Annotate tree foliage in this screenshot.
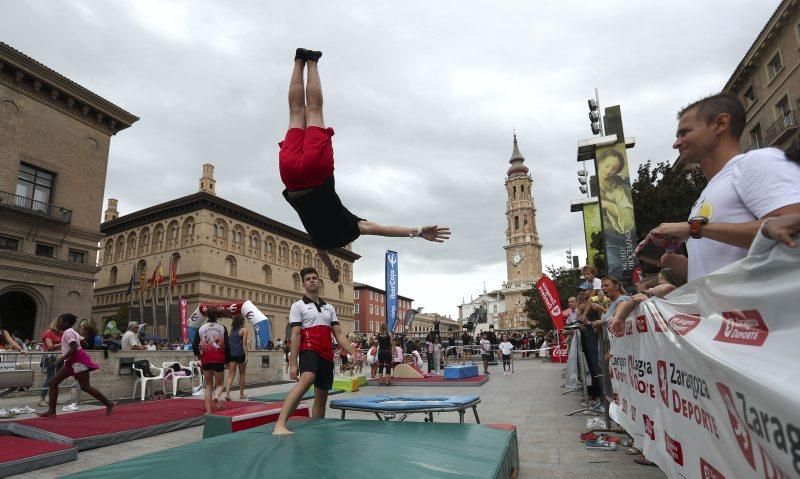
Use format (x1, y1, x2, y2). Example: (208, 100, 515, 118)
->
(631, 161, 707, 241)
(523, 265, 580, 331)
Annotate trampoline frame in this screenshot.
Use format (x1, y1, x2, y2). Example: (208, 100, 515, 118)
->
(330, 397, 481, 423)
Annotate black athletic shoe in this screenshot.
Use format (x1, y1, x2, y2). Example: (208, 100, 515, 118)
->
(295, 48, 310, 61)
(305, 50, 322, 62)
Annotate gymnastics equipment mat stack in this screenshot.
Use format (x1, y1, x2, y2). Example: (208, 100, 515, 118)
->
(203, 401, 310, 438)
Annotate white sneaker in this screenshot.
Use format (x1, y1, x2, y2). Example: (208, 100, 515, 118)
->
(61, 403, 79, 412)
(0, 409, 15, 419)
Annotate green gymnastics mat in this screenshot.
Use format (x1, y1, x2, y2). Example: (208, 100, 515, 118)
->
(62, 419, 519, 479)
(250, 387, 344, 403)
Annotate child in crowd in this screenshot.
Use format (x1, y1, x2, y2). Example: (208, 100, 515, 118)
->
(498, 335, 514, 375)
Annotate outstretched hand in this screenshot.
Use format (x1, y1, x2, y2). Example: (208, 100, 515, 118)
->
(763, 214, 800, 247)
(420, 225, 451, 243)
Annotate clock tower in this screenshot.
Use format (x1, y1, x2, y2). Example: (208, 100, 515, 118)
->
(501, 134, 543, 329)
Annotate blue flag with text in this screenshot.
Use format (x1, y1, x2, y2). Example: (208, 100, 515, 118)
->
(385, 250, 399, 332)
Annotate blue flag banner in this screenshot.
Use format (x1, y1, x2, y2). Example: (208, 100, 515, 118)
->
(385, 250, 399, 332)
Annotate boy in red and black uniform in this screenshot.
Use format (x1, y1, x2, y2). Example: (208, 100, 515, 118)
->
(273, 267, 357, 435)
(278, 48, 451, 284)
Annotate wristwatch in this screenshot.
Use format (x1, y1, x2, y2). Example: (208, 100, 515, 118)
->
(688, 216, 709, 239)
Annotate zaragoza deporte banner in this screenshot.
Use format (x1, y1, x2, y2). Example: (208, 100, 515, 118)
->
(595, 142, 637, 288)
(608, 237, 799, 478)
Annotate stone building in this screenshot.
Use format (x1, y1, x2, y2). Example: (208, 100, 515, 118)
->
(457, 289, 505, 334)
(353, 282, 413, 334)
(0, 42, 138, 340)
(409, 312, 461, 335)
(723, 0, 800, 152)
(92, 164, 360, 342)
(500, 135, 543, 329)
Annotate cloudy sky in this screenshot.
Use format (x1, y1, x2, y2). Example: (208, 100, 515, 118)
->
(5, 0, 772, 317)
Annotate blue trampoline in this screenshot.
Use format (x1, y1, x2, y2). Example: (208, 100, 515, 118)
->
(329, 395, 481, 423)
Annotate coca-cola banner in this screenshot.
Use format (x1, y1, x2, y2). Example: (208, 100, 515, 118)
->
(608, 240, 799, 479)
(535, 275, 565, 331)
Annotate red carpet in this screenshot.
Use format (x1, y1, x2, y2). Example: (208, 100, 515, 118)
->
(0, 436, 77, 476)
(9, 398, 251, 450)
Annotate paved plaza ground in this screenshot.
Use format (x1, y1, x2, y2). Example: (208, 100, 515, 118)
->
(3, 358, 665, 479)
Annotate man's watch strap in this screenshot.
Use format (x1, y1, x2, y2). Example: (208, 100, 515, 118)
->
(688, 216, 709, 239)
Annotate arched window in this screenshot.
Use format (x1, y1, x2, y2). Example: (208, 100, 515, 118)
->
(224, 256, 237, 277)
(343, 263, 351, 283)
(314, 254, 322, 270)
(114, 236, 125, 261)
(167, 220, 180, 247)
(278, 242, 288, 263)
(213, 220, 228, 248)
(292, 273, 301, 291)
(103, 240, 113, 264)
(152, 224, 164, 251)
(303, 249, 312, 267)
(291, 246, 301, 266)
(249, 231, 261, 256)
(232, 225, 245, 252)
(126, 232, 137, 259)
(338, 284, 344, 300)
(333, 260, 341, 279)
(139, 227, 150, 255)
(265, 237, 275, 261)
(182, 218, 195, 246)
(109, 266, 118, 285)
(263, 265, 272, 284)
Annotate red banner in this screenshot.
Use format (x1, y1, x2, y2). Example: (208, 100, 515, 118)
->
(179, 297, 188, 343)
(199, 302, 243, 317)
(535, 275, 565, 331)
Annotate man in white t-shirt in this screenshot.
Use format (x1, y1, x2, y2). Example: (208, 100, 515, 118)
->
(638, 93, 800, 282)
(121, 322, 145, 351)
(498, 336, 514, 375)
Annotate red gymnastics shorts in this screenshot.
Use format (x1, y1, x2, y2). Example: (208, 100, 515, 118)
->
(279, 126, 335, 191)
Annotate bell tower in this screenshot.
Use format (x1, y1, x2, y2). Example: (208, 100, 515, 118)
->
(501, 134, 543, 329)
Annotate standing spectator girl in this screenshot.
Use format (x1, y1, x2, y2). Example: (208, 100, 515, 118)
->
(37, 313, 114, 417)
(192, 308, 230, 414)
(499, 335, 514, 375)
(376, 323, 394, 386)
(432, 335, 442, 374)
(38, 319, 62, 407)
(225, 315, 250, 401)
(367, 340, 378, 379)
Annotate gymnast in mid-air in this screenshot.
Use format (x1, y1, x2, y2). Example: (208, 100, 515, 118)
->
(279, 48, 451, 282)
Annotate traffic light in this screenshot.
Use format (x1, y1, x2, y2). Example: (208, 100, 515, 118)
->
(588, 99, 601, 135)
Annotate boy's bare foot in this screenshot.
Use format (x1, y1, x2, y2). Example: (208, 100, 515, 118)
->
(213, 398, 224, 410)
(36, 411, 56, 418)
(272, 424, 294, 435)
(106, 401, 116, 415)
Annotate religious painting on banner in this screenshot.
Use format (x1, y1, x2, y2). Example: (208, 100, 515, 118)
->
(595, 141, 638, 289)
(607, 239, 799, 478)
(582, 200, 602, 269)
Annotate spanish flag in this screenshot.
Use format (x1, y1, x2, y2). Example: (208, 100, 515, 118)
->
(151, 260, 164, 289)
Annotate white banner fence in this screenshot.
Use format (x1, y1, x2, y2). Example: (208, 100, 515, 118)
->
(609, 239, 800, 478)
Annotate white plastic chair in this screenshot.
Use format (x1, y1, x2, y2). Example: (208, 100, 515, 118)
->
(131, 361, 165, 401)
(188, 360, 204, 396)
(161, 361, 194, 397)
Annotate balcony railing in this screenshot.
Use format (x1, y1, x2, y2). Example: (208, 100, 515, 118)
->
(764, 110, 798, 147)
(0, 190, 72, 223)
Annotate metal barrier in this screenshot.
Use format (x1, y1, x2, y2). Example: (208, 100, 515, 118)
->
(0, 351, 81, 402)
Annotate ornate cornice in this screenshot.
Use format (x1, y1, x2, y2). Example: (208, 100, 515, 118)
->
(101, 192, 361, 262)
(0, 42, 138, 135)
